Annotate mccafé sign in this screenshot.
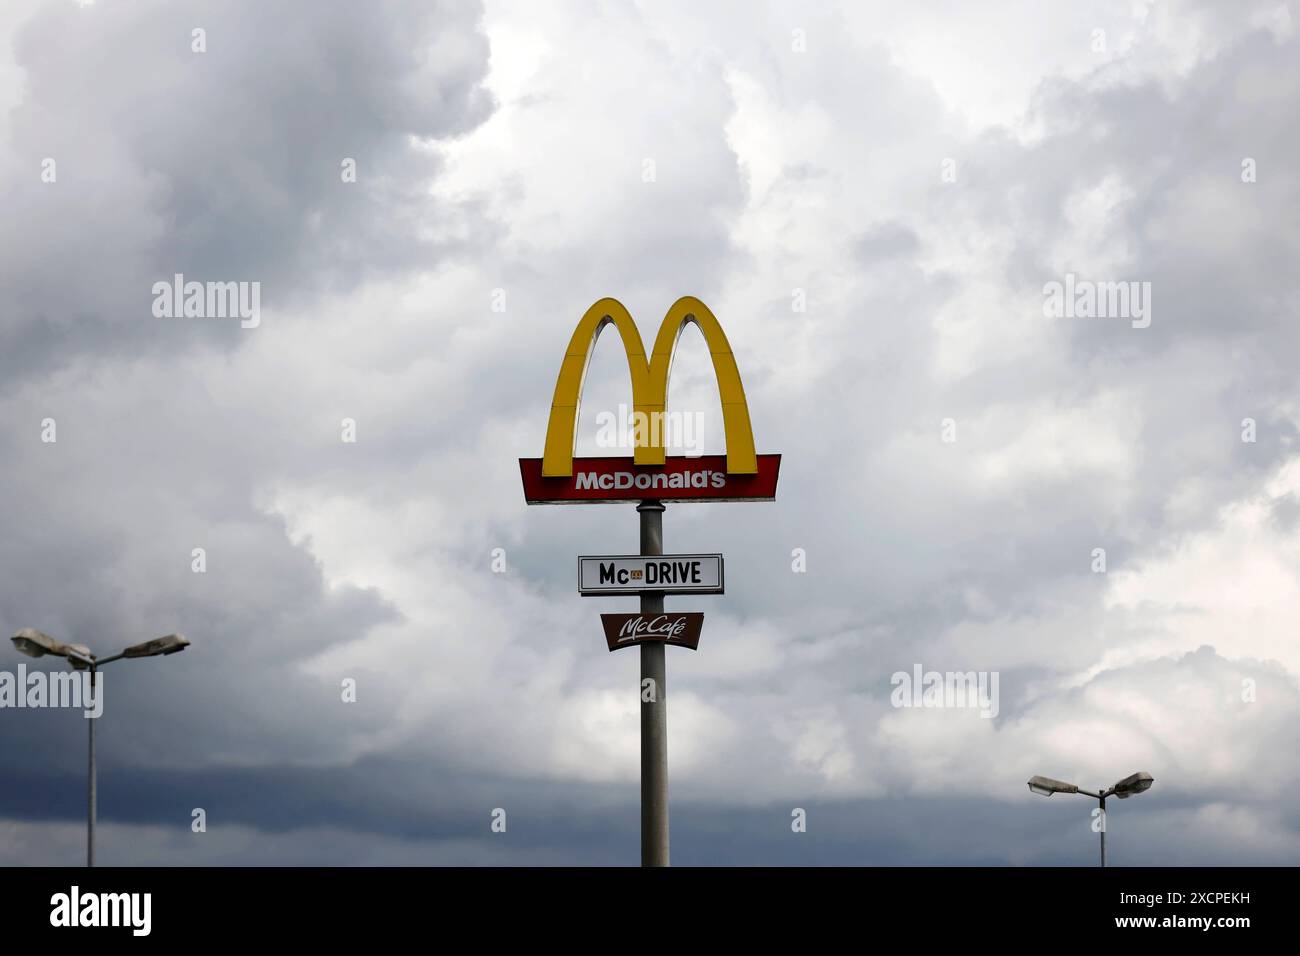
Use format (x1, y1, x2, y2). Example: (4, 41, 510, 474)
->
(600, 613, 705, 651)
(519, 296, 780, 504)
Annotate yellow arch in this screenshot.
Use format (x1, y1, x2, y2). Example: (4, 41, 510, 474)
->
(541, 296, 758, 477)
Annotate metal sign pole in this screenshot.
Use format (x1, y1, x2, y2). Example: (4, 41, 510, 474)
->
(88, 663, 96, 868)
(1099, 793, 1106, 868)
(638, 499, 669, 866)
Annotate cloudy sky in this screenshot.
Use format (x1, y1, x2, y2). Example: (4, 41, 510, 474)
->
(1, 0, 1298, 866)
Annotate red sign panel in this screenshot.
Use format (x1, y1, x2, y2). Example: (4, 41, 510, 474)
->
(600, 612, 704, 651)
(520, 454, 780, 504)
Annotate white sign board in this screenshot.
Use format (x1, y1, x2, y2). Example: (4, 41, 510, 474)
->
(578, 554, 724, 596)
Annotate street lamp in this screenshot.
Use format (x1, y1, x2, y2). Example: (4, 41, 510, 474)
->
(1027, 770, 1154, 866)
(1027, 775, 1078, 796)
(10, 627, 190, 867)
(1111, 771, 1154, 799)
(11, 628, 92, 664)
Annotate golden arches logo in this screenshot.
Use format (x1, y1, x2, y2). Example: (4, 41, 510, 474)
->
(542, 297, 758, 477)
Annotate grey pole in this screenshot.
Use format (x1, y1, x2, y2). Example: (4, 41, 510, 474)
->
(1099, 792, 1106, 868)
(88, 663, 96, 868)
(637, 499, 669, 867)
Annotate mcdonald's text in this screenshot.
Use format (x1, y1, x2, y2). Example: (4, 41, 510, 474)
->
(520, 454, 780, 504)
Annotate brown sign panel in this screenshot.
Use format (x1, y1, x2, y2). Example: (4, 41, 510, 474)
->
(600, 613, 704, 651)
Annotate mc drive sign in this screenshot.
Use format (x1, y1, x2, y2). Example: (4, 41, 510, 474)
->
(578, 554, 724, 596)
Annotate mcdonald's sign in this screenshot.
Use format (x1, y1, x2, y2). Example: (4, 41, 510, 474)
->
(519, 296, 781, 504)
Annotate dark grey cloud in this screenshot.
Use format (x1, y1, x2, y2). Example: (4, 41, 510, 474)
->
(0, 0, 493, 384)
(4, 758, 1292, 866)
(0, 0, 496, 855)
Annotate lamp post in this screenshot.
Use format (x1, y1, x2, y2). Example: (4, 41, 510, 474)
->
(11, 627, 190, 867)
(1027, 771, 1154, 866)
